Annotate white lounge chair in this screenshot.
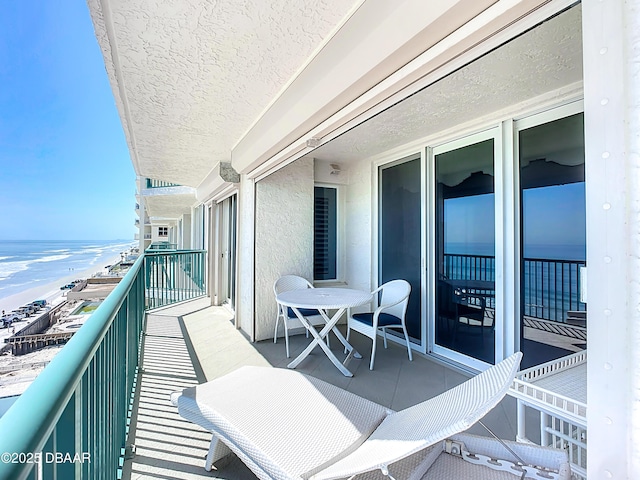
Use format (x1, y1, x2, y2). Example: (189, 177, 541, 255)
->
(170, 352, 569, 479)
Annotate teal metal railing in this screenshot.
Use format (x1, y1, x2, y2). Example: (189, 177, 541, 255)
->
(144, 178, 181, 189)
(145, 250, 206, 309)
(0, 250, 206, 480)
(146, 242, 177, 251)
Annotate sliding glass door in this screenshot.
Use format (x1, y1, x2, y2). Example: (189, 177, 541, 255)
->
(433, 132, 496, 365)
(518, 111, 586, 369)
(219, 194, 237, 308)
(379, 156, 422, 344)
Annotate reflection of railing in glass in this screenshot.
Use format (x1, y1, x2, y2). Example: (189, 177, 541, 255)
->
(522, 258, 586, 322)
(443, 253, 586, 322)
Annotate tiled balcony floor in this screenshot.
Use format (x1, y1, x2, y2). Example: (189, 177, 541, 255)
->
(123, 297, 520, 479)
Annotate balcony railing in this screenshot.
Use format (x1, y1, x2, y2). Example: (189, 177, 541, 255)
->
(146, 242, 177, 251)
(144, 178, 181, 189)
(522, 258, 586, 322)
(0, 250, 206, 480)
(443, 253, 586, 322)
(145, 250, 206, 310)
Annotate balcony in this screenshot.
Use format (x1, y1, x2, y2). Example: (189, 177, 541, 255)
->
(145, 179, 182, 189)
(442, 253, 587, 366)
(0, 251, 572, 480)
(0, 249, 207, 480)
(140, 179, 197, 222)
(119, 298, 529, 480)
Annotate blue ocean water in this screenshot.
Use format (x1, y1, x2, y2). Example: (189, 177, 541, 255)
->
(443, 242, 587, 321)
(0, 240, 136, 300)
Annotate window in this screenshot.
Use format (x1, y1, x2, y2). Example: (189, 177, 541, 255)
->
(314, 186, 338, 281)
(434, 136, 496, 365)
(158, 227, 168, 237)
(518, 112, 586, 368)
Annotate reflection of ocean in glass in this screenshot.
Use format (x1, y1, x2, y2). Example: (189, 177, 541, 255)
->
(444, 242, 586, 321)
(0, 240, 135, 300)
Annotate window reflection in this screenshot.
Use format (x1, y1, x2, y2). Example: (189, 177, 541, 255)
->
(435, 138, 495, 364)
(519, 113, 586, 368)
(380, 158, 422, 342)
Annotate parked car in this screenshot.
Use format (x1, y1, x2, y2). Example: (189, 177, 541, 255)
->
(30, 300, 47, 308)
(1, 311, 24, 326)
(60, 283, 76, 290)
(7, 310, 27, 321)
(15, 306, 35, 317)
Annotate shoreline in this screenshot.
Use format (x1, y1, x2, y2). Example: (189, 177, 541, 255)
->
(0, 253, 125, 313)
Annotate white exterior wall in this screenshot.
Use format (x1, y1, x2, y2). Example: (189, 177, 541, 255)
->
(583, 1, 640, 478)
(345, 157, 374, 298)
(236, 175, 255, 336)
(181, 214, 192, 249)
(254, 157, 314, 341)
(151, 225, 169, 244)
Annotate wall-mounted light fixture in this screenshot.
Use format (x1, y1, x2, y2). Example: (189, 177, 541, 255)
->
(330, 163, 341, 175)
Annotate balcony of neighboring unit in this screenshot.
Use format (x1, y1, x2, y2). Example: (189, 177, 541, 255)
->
(145, 178, 182, 189)
(141, 178, 197, 223)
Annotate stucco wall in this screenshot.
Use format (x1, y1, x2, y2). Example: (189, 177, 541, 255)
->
(181, 214, 192, 249)
(236, 175, 255, 337)
(344, 157, 374, 310)
(254, 157, 314, 341)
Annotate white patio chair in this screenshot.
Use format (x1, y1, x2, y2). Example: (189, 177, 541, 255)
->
(346, 279, 412, 370)
(171, 352, 569, 479)
(273, 275, 327, 358)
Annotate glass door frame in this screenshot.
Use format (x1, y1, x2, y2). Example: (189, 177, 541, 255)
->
(428, 126, 504, 370)
(513, 99, 585, 355)
(217, 193, 238, 309)
(373, 151, 428, 353)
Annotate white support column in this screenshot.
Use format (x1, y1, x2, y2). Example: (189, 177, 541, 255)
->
(583, 0, 640, 478)
(236, 174, 256, 338)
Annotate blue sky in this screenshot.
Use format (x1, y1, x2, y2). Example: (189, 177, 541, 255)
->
(0, 1, 135, 240)
(444, 183, 586, 260)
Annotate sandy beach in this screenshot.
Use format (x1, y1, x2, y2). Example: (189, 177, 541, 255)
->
(0, 253, 125, 314)
(0, 251, 128, 401)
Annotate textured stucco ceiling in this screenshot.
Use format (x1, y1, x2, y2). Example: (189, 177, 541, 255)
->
(92, 0, 361, 187)
(143, 192, 199, 219)
(312, 5, 583, 163)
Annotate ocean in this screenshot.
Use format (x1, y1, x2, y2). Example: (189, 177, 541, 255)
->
(443, 242, 587, 322)
(0, 240, 136, 301)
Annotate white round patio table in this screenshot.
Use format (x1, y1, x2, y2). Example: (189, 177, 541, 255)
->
(277, 288, 372, 377)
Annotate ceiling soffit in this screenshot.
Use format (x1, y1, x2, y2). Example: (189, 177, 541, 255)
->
(143, 193, 197, 219)
(89, 0, 361, 187)
(312, 5, 584, 164)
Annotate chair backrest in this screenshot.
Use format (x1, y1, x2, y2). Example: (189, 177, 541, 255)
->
(311, 352, 523, 480)
(378, 279, 411, 320)
(273, 275, 313, 296)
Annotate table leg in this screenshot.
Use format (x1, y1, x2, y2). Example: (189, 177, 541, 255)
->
(287, 308, 354, 377)
(317, 309, 362, 361)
